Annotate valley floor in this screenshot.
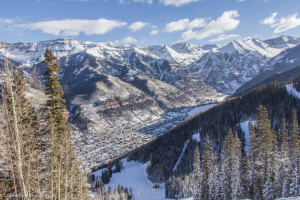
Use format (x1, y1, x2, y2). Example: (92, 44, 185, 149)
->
(80, 103, 219, 170)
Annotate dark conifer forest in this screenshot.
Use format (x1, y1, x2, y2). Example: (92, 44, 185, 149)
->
(124, 79, 300, 199)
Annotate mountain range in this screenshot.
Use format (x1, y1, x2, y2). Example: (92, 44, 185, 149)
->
(1, 35, 300, 170)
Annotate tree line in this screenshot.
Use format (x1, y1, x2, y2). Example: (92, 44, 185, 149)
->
(166, 106, 300, 200)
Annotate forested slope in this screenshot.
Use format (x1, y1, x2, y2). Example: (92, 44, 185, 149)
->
(127, 78, 300, 184)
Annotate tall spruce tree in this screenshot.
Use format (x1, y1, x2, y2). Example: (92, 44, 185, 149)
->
(42, 48, 89, 200)
(289, 165, 300, 197)
(192, 146, 202, 200)
(231, 131, 242, 200)
(202, 134, 212, 200)
(221, 128, 234, 200)
(263, 178, 275, 200)
(221, 129, 242, 200)
(248, 121, 258, 199)
(275, 118, 289, 198)
(249, 106, 277, 200)
(289, 110, 300, 165)
(239, 147, 250, 199)
(279, 118, 288, 152)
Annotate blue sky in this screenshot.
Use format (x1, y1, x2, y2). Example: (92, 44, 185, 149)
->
(0, 0, 300, 45)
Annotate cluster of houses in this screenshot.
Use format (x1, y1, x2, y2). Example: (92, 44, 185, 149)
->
(72, 127, 155, 171)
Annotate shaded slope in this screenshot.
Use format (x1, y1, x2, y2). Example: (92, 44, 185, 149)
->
(124, 79, 300, 183)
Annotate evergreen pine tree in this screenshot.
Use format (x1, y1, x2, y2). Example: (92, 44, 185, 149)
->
(289, 165, 300, 197)
(231, 131, 242, 200)
(289, 110, 300, 164)
(263, 178, 275, 200)
(213, 161, 223, 200)
(202, 134, 212, 200)
(256, 106, 277, 181)
(282, 177, 290, 198)
(248, 121, 258, 200)
(192, 146, 202, 200)
(221, 128, 234, 200)
(171, 174, 176, 198)
(41, 48, 89, 199)
(279, 118, 288, 152)
(221, 129, 242, 200)
(239, 147, 250, 199)
(249, 106, 277, 200)
(274, 118, 289, 198)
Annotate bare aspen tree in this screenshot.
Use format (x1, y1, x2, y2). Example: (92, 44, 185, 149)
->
(0, 54, 45, 198)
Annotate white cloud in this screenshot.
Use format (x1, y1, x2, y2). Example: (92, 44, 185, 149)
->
(19, 18, 127, 36)
(116, 36, 138, 44)
(261, 12, 278, 27)
(133, 0, 152, 3)
(65, 0, 90, 2)
(208, 34, 240, 43)
(163, 18, 206, 32)
(181, 10, 240, 41)
(0, 18, 16, 25)
(120, 0, 152, 4)
(150, 29, 159, 35)
(261, 12, 300, 33)
(237, 0, 245, 2)
(159, 0, 199, 7)
(0, 18, 19, 31)
(128, 21, 149, 32)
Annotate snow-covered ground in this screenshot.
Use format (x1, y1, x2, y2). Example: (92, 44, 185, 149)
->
(286, 84, 300, 100)
(94, 158, 169, 200)
(187, 104, 216, 117)
(240, 120, 251, 155)
(192, 133, 201, 142)
(178, 197, 193, 200)
(173, 140, 190, 171)
(93, 157, 257, 200)
(276, 197, 300, 200)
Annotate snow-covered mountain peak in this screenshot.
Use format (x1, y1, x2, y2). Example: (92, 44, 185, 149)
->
(0, 38, 86, 66)
(170, 42, 200, 53)
(264, 35, 300, 49)
(218, 40, 244, 54)
(217, 37, 292, 58)
(145, 43, 206, 66)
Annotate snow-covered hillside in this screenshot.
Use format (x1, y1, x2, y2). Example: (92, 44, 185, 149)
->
(93, 157, 300, 200)
(94, 158, 167, 200)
